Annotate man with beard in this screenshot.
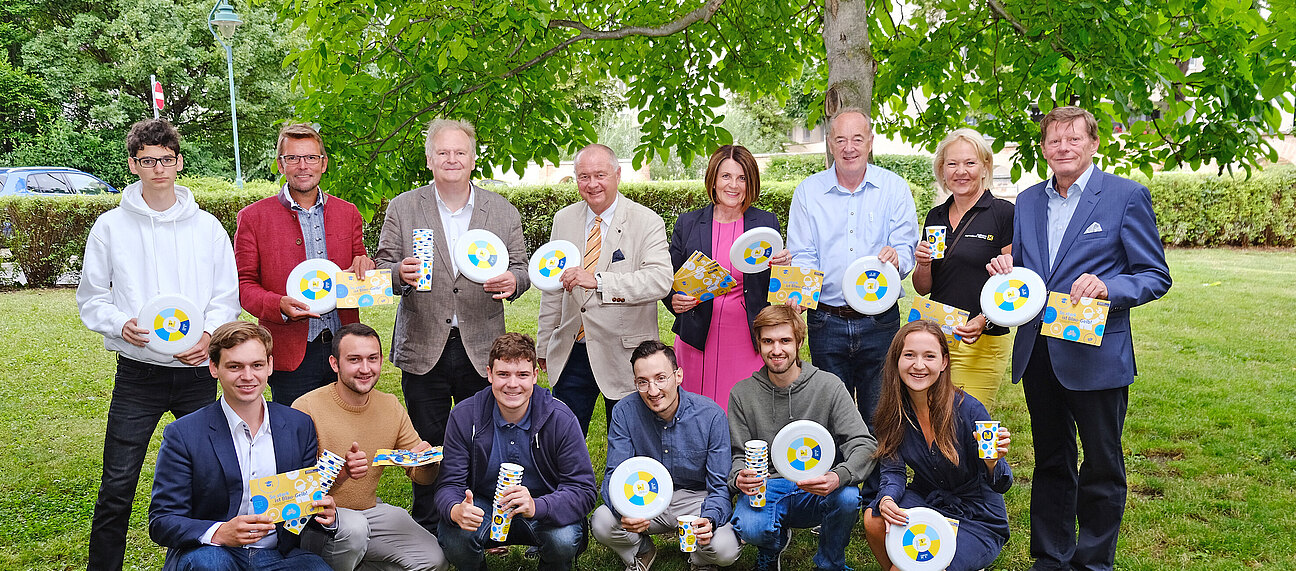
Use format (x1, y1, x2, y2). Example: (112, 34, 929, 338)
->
(234, 123, 374, 406)
(293, 323, 447, 570)
(727, 305, 878, 571)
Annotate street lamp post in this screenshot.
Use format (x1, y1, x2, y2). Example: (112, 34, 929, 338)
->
(209, 0, 244, 189)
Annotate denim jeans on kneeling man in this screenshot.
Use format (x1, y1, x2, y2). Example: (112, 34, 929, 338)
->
(731, 477, 861, 571)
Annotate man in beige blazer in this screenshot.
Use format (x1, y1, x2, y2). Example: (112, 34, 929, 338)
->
(537, 144, 672, 435)
(374, 118, 529, 529)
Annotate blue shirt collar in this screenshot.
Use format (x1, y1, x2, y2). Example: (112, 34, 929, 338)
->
(1045, 163, 1096, 199)
(825, 164, 879, 195)
(493, 402, 532, 430)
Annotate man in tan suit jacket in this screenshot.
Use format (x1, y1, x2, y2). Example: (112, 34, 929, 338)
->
(374, 118, 529, 529)
(537, 144, 672, 435)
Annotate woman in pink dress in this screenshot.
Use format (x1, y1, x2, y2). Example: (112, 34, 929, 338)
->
(666, 145, 791, 411)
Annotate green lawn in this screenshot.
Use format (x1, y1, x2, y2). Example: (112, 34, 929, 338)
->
(1, 247, 1294, 570)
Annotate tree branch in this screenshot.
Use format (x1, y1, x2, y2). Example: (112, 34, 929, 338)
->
(358, 0, 729, 156)
(986, 0, 1077, 62)
(548, 0, 726, 40)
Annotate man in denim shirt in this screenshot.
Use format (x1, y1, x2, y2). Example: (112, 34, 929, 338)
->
(592, 341, 740, 571)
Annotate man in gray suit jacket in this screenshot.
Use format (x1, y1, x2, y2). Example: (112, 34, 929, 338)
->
(374, 118, 529, 529)
(537, 144, 672, 435)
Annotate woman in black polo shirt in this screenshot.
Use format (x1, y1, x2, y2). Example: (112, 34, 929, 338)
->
(912, 129, 1015, 408)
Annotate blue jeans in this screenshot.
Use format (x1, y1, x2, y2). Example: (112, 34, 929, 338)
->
(437, 496, 587, 571)
(807, 305, 900, 430)
(732, 477, 861, 570)
(88, 356, 216, 571)
(171, 545, 333, 570)
(267, 336, 333, 406)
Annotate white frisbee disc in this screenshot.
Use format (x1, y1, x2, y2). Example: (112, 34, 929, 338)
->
(138, 294, 205, 356)
(286, 259, 342, 314)
(607, 456, 674, 519)
(842, 256, 902, 315)
(885, 507, 957, 571)
(453, 229, 510, 283)
(729, 227, 783, 273)
(980, 267, 1048, 327)
(528, 240, 582, 293)
(771, 420, 836, 481)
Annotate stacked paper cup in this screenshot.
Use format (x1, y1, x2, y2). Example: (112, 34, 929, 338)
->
(489, 463, 525, 541)
(745, 439, 768, 508)
(413, 229, 436, 291)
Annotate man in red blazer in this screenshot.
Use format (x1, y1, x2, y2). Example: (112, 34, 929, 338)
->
(234, 123, 374, 405)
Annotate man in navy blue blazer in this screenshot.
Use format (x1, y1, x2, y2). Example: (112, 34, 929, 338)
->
(148, 321, 335, 570)
(989, 106, 1171, 571)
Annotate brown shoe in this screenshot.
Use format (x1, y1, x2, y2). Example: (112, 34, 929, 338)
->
(626, 540, 657, 571)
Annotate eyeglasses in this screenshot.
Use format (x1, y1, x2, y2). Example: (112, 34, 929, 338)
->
(279, 154, 324, 165)
(634, 373, 677, 392)
(131, 156, 179, 168)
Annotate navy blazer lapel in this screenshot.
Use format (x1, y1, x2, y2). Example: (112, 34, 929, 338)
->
(206, 403, 242, 516)
(1031, 189, 1050, 277)
(698, 204, 715, 258)
(269, 405, 298, 473)
(1047, 170, 1104, 282)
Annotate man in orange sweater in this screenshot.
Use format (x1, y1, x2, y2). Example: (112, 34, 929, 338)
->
(293, 323, 447, 570)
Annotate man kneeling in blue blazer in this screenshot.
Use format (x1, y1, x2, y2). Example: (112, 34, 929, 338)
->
(148, 321, 336, 570)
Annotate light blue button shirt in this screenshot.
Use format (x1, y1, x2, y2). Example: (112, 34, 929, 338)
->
(787, 164, 920, 307)
(1044, 164, 1096, 270)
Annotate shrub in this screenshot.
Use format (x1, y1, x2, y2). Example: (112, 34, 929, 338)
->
(2, 196, 119, 287)
(1145, 166, 1296, 246)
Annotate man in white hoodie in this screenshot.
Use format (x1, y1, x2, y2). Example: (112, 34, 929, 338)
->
(76, 118, 240, 570)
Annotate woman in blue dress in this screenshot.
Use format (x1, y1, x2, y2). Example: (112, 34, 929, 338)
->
(863, 319, 1013, 571)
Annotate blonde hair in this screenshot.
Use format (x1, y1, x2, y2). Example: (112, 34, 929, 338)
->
(424, 118, 477, 161)
(932, 128, 994, 194)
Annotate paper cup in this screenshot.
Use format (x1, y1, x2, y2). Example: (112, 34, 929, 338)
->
(745, 439, 768, 507)
(975, 420, 1000, 459)
(489, 503, 513, 541)
(677, 515, 698, 552)
(925, 226, 948, 260)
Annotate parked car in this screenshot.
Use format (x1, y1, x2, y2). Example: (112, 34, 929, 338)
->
(0, 167, 119, 196)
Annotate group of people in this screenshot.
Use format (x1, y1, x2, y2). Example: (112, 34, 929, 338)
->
(76, 103, 1170, 571)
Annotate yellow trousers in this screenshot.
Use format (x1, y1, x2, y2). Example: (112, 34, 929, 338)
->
(948, 331, 1013, 410)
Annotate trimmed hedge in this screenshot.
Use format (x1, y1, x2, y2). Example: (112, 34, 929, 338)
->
(3, 166, 1293, 288)
(765, 154, 938, 187)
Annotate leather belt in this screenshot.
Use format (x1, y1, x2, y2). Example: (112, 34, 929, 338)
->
(815, 303, 866, 320)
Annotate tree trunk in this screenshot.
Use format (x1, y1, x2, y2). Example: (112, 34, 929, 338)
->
(822, 0, 876, 165)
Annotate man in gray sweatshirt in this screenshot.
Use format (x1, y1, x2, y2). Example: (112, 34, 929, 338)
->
(728, 305, 878, 571)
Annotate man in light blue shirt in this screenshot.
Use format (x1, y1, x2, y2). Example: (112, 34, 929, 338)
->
(786, 108, 920, 431)
(591, 341, 740, 571)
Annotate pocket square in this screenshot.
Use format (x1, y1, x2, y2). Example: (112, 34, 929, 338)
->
(1083, 222, 1103, 234)
(611, 249, 625, 262)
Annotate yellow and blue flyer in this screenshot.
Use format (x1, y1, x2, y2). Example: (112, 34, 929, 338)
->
(250, 468, 325, 524)
(1040, 292, 1109, 346)
(767, 265, 824, 309)
(336, 269, 396, 308)
(907, 297, 970, 348)
(671, 251, 736, 301)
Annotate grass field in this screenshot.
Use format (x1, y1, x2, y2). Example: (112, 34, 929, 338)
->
(1, 247, 1294, 570)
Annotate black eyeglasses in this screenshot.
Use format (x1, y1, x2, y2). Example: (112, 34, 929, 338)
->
(132, 156, 179, 168)
(279, 154, 324, 165)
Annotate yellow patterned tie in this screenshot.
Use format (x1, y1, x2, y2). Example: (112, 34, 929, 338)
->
(576, 216, 602, 341)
